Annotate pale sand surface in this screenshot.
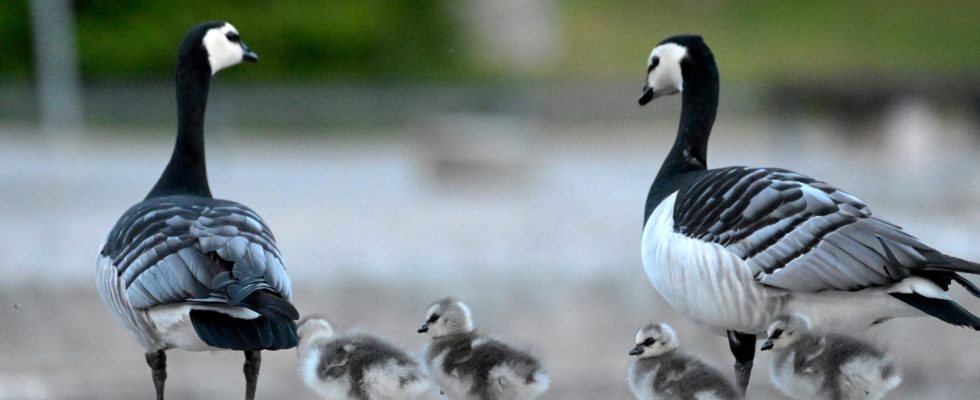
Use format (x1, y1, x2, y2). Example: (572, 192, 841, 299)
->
(1, 280, 979, 399)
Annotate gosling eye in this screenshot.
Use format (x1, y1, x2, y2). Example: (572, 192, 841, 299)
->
(771, 329, 784, 339)
(226, 32, 240, 43)
(642, 338, 656, 346)
(427, 314, 440, 323)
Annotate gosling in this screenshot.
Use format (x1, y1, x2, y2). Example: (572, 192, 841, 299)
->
(298, 317, 429, 400)
(627, 323, 740, 400)
(418, 298, 549, 400)
(761, 314, 901, 400)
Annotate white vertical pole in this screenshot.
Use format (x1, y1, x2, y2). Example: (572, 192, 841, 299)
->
(29, 0, 83, 136)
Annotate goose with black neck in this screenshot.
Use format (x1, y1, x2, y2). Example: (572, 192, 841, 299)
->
(637, 35, 980, 396)
(95, 21, 297, 400)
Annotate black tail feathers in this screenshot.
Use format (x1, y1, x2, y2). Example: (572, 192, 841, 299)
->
(189, 290, 299, 351)
(240, 290, 300, 322)
(190, 310, 298, 350)
(951, 274, 980, 298)
(925, 250, 980, 276)
(891, 293, 980, 331)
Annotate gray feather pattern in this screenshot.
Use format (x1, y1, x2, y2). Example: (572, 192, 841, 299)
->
(96, 256, 165, 351)
(675, 167, 949, 293)
(101, 195, 292, 311)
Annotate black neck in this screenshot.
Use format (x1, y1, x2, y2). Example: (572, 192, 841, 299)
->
(655, 56, 718, 180)
(147, 54, 213, 199)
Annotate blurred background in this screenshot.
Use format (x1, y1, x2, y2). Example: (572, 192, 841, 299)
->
(2, 0, 980, 399)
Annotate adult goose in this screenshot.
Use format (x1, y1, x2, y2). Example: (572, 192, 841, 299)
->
(96, 21, 299, 400)
(638, 35, 980, 394)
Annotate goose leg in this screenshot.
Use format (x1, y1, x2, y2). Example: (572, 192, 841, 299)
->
(145, 350, 167, 400)
(727, 330, 756, 395)
(244, 350, 261, 400)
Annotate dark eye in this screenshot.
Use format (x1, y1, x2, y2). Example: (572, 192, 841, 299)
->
(226, 32, 240, 43)
(647, 56, 660, 73)
(427, 314, 440, 323)
(642, 338, 656, 346)
(772, 329, 784, 338)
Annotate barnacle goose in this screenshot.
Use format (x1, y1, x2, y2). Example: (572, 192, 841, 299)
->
(628, 323, 740, 400)
(638, 35, 980, 394)
(297, 317, 429, 400)
(761, 314, 901, 400)
(418, 298, 549, 400)
(95, 21, 298, 400)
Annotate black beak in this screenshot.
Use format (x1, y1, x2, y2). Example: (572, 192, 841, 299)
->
(638, 85, 654, 106)
(418, 323, 429, 333)
(242, 43, 258, 63)
(760, 339, 774, 351)
(628, 345, 644, 356)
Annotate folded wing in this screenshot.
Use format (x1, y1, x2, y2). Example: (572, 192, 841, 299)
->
(101, 195, 293, 310)
(673, 167, 979, 292)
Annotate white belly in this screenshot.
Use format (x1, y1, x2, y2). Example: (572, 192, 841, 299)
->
(769, 352, 823, 400)
(429, 349, 475, 400)
(641, 193, 782, 333)
(627, 363, 659, 400)
(837, 356, 902, 400)
(485, 365, 549, 400)
(146, 303, 260, 352)
(361, 359, 429, 400)
(300, 347, 355, 399)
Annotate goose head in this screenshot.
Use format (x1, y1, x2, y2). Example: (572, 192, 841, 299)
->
(418, 297, 474, 338)
(761, 313, 811, 351)
(629, 323, 679, 358)
(181, 21, 258, 76)
(638, 35, 713, 105)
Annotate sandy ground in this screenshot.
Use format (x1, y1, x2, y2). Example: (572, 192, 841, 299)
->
(2, 111, 980, 399)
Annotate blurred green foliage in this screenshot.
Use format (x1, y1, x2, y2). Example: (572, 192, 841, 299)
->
(0, 1, 33, 78)
(558, 0, 980, 82)
(2, 1, 978, 83)
(2, 0, 465, 81)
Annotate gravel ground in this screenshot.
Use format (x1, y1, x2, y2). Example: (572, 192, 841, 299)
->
(1, 280, 979, 400)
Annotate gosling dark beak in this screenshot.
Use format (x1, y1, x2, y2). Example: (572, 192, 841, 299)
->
(760, 339, 774, 351)
(638, 85, 654, 106)
(242, 43, 258, 63)
(417, 323, 429, 334)
(628, 345, 645, 356)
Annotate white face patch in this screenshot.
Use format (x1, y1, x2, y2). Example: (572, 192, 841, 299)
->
(425, 300, 475, 337)
(202, 23, 245, 75)
(646, 43, 687, 98)
(456, 301, 474, 331)
(426, 304, 441, 319)
(767, 315, 811, 349)
(634, 324, 679, 357)
(767, 321, 786, 339)
(299, 318, 335, 340)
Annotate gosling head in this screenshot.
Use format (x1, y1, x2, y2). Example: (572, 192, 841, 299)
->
(629, 323, 679, 358)
(418, 298, 474, 338)
(181, 21, 258, 76)
(297, 316, 335, 356)
(761, 314, 811, 351)
(638, 35, 716, 105)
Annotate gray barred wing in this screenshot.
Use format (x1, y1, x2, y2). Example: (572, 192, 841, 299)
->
(101, 195, 292, 309)
(672, 167, 935, 292)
